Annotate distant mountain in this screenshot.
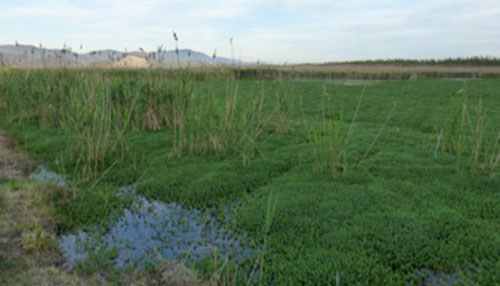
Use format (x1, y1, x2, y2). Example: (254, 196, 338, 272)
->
(0, 45, 247, 68)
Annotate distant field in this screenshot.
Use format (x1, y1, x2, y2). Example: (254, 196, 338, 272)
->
(1, 68, 500, 285)
(237, 63, 500, 81)
(285, 63, 500, 75)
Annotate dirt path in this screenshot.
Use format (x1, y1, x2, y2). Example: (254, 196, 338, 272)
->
(0, 131, 33, 180)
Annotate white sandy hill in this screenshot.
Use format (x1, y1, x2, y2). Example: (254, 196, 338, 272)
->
(108, 55, 151, 69)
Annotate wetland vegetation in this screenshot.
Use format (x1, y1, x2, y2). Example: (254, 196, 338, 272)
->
(1, 68, 500, 285)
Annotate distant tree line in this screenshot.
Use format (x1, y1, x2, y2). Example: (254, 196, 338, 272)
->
(323, 57, 500, 66)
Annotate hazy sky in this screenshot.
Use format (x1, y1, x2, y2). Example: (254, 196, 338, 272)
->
(1, 0, 499, 63)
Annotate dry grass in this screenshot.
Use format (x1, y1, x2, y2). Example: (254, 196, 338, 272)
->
(278, 63, 500, 74)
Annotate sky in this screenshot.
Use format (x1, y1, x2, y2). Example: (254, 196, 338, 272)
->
(1, 0, 499, 63)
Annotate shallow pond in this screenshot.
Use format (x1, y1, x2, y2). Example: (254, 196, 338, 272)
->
(29, 166, 255, 269)
(59, 187, 253, 268)
(29, 164, 66, 186)
(413, 269, 461, 286)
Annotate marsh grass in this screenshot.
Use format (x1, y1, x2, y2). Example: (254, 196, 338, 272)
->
(438, 89, 468, 156)
(438, 88, 500, 178)
(3, 70, 500, 285)
(257, 191, 278, 286)
(203, 192, 277, 286)
(138, 78, 193, 130)
(307, 86, 397, 175)
(173, 79, 272, 165)
(274, 75, 289, 135)
(469, 98, 500, 177)
(0, 69, 279, 175)
(59, 77, 136, 179)
(1, 71, 48, 125)
(307, 86, 363, 174)
(0, 70, 199, 178)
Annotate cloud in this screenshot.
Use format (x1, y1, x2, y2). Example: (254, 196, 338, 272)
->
(1, 0, 499, 62)
(5, 0, 94, 18)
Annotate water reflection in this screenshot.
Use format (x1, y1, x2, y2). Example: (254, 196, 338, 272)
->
(59, 189, 252, 268)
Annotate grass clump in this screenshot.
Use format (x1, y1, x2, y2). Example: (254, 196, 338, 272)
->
(273, 76, 290, 135)
(307, 87, 360, 173)
(437, 87, 500, 178)
(19, 223, 57, 253)
(173, 79, 271, 165)
(137, 78, 193, 131)
(307, 86, 395, 175)
(60, 79, 132, 178)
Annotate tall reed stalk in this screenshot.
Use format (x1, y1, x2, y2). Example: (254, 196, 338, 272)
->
(308, 86, 363, 174)
(438, 88, 500, 178)
(172, 79, 270, 165)
(59, 78, 135, 179)
(274, 74, 289, 135)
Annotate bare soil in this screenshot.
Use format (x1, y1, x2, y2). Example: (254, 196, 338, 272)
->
(0, 131, 34, 181)
(108, 55, 151, 69)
